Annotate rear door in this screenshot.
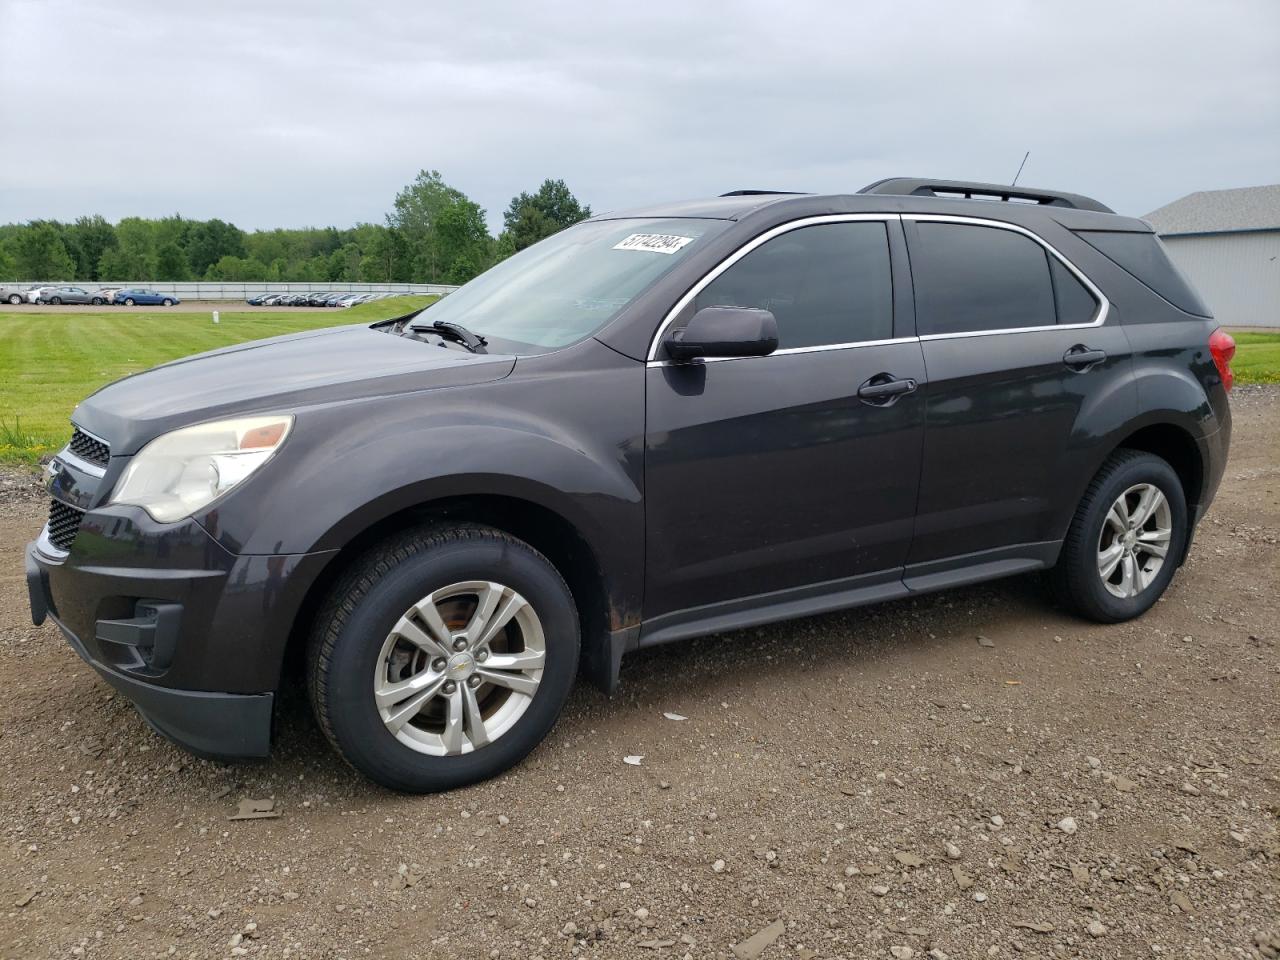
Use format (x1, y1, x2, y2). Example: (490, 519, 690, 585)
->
(643, 216, 927, 625)
(903, 215, 1135, 572)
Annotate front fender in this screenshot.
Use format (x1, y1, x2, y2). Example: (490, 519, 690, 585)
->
(193, 340, 647, 629)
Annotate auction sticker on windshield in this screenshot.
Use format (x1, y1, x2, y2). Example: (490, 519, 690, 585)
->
(613, 233, 695, 255)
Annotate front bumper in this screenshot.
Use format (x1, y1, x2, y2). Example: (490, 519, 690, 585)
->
(27, 541, 275, 759)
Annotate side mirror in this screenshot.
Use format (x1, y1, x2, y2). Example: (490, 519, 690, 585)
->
(665, 306, 779, 363)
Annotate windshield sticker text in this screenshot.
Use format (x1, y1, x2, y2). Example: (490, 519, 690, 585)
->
(612, 233, 695, 255)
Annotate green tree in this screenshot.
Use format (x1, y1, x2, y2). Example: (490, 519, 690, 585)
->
(357, 224, 408, 282)
(186, 219, 246, 277)
(0, 240, 16, 279)
(204, 255, 268, 281)
(97, 218, 157, 279)
(65, 215, 117, 281)
(155, 242, 191, 281)
(388, 169, 493, 283)
(12, 222, 76, 279)
(499, 178, 591, 254)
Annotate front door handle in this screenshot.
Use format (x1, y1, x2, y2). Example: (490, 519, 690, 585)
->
(1063, 345, 1107, 371)
(857, 373, 918, 405)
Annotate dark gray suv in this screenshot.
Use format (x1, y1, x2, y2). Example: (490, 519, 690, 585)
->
(25, 178, 1234, 792)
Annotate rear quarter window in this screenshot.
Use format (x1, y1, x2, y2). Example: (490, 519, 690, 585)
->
(1075, 230, 1211, 317)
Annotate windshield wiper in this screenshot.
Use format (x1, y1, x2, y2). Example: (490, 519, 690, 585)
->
(410, 320, 488, 354)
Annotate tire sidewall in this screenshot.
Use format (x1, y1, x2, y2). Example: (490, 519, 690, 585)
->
(319, 535, 579, 792)
(1073, 455, 1187, 621)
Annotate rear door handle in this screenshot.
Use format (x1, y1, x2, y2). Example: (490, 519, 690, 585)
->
(1063, 346, 1107, 371)
(857, 374, 918, 405)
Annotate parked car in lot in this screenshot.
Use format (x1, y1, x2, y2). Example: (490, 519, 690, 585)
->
(26, 284, 60, 303)
(113, 288, 179, 306)
(38, 285, 106, 305)
(26, 177, 1233, 793)
(0, 283, 30, 305)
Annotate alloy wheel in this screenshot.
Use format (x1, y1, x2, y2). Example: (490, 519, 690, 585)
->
(373, 580, 545, 756)
(1096, 482, 1172, 599)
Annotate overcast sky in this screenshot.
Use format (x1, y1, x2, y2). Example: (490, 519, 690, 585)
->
(2, 0, 1277, 232)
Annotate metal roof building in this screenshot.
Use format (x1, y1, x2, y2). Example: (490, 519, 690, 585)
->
(1143, 185, 1280, 328)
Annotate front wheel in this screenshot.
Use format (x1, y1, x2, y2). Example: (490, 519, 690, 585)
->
(92, 297, 104, 305)
(6, 294, 20, 305)
(162, 298, 173, 306)
(1051, 449, 1187, 623)
(308, 524, 580, 792)
(124, 298, 135, 306)
(50, 297, 61, 305)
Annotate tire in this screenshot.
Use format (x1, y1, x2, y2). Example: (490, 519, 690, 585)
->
(124, 298, 135, 306)
(92, 297, 104, 305)
(307, 524, 580, 792)
(1051, 449, 1188, 623)
(50, 297, 61, 305)
(162, 298, 173, 306)
(6, 294, 20, 305)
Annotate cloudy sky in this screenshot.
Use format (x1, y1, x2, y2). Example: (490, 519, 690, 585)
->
(2, 0, 1277, 232)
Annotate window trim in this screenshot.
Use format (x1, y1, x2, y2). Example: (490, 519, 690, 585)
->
(644, 213, 902, 364)
(645, 213, 1108, 364)
(903, 214, 1108, 340)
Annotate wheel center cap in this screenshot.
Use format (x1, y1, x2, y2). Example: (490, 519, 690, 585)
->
(1122, 530, 1138, 549)
(447, 652, 476, 679)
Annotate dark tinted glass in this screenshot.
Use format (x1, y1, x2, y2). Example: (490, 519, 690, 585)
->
(694, 221, 892, 348)
(913, 223, 1056, 335)
(1076, 230, 1210, 317)
(1050, 258, 1099, 325)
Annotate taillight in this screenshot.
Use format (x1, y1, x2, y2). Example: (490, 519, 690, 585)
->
(1208, 328, 1236, 392)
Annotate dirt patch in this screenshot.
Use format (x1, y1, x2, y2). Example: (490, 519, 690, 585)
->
(1, 389, 1277, 960)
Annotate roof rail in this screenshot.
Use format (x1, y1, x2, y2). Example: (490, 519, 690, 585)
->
(858, 177, 1114, 214)
(719, 189, 806, 197)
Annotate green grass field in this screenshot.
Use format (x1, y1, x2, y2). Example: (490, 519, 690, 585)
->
(0, 296, 436, 465)
(1229, 330, 1280, 385)
(0, 310, 1275, 466)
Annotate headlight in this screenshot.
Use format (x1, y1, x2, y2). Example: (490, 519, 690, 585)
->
(110, 415, 293, 522)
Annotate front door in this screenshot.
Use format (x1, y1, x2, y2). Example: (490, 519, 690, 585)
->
(643, 217, 926, 625)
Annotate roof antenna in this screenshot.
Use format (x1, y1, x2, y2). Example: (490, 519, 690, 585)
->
(1011, 150, 1030, 187)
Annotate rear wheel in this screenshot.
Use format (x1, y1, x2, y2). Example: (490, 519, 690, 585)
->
(50, 296, 61, 304)
(162, 298, 173, 306)
(92, 297, 104, 305)
(1051, 449, 1187, 622)
(124, 297, 135, 306)
(308, 524, 580, 792)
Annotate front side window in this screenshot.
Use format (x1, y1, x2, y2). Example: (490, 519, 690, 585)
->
(912, 222, 1058, 335)
(410, 217, 729, 353)
(693, 221, 893, 349)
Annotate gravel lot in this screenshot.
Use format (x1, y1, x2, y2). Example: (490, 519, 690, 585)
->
(1, 389, 1277, 960)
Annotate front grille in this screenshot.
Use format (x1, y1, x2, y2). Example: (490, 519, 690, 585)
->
(47, 499, 85, 551)
(68, 428, 110, 467)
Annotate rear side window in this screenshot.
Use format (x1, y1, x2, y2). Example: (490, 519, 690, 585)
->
(694, 221, 893, 349)
(911, 222, 1056, 335)
(1075, 230, 1210, 317)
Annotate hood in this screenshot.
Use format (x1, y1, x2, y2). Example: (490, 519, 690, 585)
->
(73, 324, 515, 455)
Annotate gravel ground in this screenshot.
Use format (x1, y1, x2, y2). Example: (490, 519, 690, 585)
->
(1, 388, 1277, 960)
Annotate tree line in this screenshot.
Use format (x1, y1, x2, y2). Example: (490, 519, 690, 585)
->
(0, 172, 591, 285)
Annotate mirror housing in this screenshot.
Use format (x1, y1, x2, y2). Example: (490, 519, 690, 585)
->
(665, 306, 779, 363)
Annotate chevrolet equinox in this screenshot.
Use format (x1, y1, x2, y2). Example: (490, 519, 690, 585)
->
(26, 178, 1234, 792)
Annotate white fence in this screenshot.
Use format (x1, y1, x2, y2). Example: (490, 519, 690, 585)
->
(8, 281, 460, 301)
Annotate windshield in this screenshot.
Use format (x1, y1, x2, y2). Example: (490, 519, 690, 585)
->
(408, 217, 729, 352)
